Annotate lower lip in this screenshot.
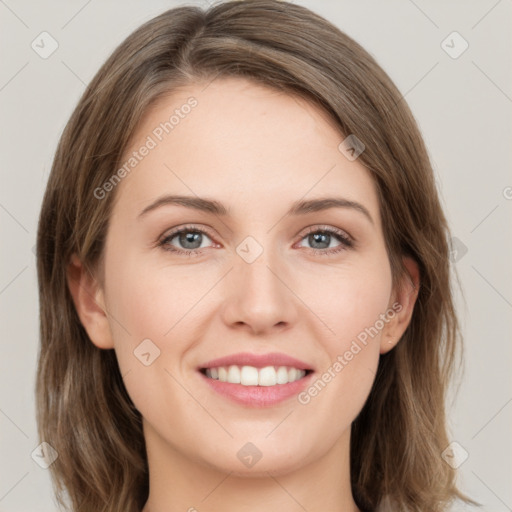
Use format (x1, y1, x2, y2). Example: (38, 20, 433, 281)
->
(199, 371, 315, 407)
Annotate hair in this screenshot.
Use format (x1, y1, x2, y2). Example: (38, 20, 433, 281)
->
(36, 1, 478, 511)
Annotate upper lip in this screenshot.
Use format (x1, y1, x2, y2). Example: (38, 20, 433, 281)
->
(199, 352, 314, 371)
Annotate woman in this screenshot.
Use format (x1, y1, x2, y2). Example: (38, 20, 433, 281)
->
(35, 1, 477, 511)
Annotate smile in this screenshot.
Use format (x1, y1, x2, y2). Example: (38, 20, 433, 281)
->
(201, 365, 312, 386)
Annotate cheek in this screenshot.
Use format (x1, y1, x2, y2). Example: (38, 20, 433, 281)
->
(104, 247, 202, 339)
(302, 257, 392, 407)
(100, 250, 182, 380)
(326, 277, 391, 344)
(103, 257, 199, 424)
(308, 254, 393, 345)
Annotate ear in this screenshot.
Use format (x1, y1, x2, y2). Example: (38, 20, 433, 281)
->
(66, 253, 114, 349)
(380, 256, 420, 354)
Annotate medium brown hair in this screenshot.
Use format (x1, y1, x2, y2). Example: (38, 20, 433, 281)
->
(36, 1, 477, 510)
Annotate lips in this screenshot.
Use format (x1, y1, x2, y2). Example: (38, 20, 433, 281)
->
(196, 352, 315, 406)
(198, 352, 314, 372)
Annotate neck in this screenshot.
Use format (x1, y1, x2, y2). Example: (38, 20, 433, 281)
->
(141, 419, 360, 512)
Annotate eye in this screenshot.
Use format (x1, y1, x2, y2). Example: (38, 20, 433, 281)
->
(158, 225, 215, 257)
(295, 225, 353, 255)
(157, 224, 354, 257)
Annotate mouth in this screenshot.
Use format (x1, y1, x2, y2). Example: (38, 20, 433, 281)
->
(199, 365, 314, 386)
(197, 352, 315, 406)
(198, 364, 315, 407)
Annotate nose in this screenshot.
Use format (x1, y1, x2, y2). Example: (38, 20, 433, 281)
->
(220, 248, 298, 336)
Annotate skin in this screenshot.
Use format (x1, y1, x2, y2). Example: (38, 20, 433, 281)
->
(67, 77, 419, 512)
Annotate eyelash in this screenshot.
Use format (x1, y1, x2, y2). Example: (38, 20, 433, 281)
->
(157, 224, 354, 258)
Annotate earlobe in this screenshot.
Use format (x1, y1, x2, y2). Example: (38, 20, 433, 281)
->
(380, 256, 420, 354)
(66, 253, 115, 349)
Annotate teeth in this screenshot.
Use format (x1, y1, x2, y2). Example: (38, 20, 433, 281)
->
(241, 365, 259, 386)
(218, 367, 227, 382)
(258, 366, 276, 386)
(204, 365, 307, 386)
(276, 366, 289, 384)
(288, 368, 298, 382)
(227, 365, 241, 384)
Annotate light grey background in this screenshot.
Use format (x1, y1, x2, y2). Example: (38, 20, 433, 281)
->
(1, 0, 511, 510)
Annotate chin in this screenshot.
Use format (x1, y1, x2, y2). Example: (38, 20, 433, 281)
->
(201, 449, 308, 477)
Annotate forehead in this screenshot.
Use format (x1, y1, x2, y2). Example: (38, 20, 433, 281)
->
(112, 77, 379, 225)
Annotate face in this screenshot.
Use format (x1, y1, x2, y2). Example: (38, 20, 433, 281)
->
(72, 77, 416, 478)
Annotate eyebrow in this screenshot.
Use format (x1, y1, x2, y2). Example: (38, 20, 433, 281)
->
(137, 194, 374, 224)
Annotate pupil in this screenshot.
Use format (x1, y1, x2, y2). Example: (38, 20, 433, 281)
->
(180, 232, 202, 249)
(310, 232, 329, 249)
